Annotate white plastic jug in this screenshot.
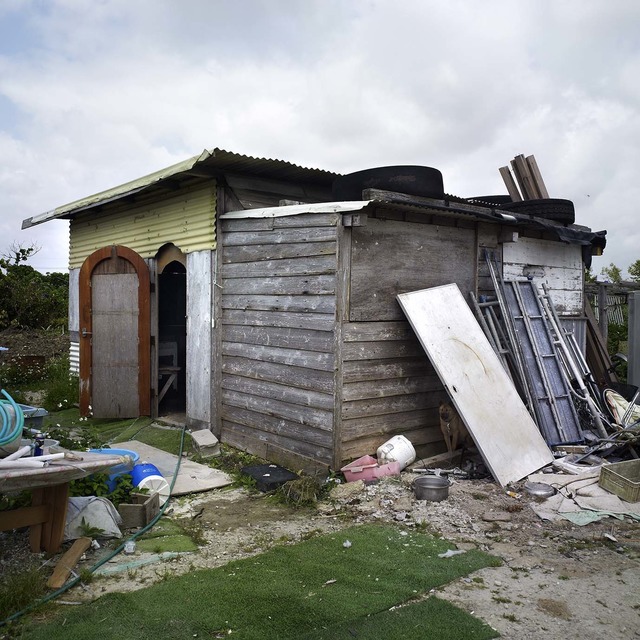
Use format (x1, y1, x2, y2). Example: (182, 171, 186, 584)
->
(376, 435, 416, 470)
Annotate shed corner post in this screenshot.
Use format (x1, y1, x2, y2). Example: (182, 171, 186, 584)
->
(332, 217, 352, 472)
(211, 186, 225, 438)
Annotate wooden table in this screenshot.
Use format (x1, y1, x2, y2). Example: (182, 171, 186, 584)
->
(0, 451, 132, 554)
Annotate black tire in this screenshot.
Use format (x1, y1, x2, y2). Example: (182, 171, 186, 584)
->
(499, 198, 575, 225)
(467, 195, 513, 206)
(332, 166, 444, 201)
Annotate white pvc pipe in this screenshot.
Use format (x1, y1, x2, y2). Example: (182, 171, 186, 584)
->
(3, 445, 32, 461)
(35, 452, 66, 462)
(0, 459, 49, 468)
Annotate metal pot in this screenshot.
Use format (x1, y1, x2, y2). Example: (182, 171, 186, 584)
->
(413, 475, 450, 501)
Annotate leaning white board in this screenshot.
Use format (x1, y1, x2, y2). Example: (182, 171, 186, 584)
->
(397, 284, 553, 486)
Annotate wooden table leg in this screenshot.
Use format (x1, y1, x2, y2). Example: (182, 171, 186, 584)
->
(46, 483, 69, 554)
(27, 484, 69, 554)
(29, 488, 45, 552)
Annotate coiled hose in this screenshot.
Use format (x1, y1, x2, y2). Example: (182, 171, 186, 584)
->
(0, 388, 24, 447)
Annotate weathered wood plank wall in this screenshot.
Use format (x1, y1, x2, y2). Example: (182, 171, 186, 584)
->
(340, 321, 445, 460)
(219, 213, 340, 471)
(350, 217, 477, 321)
(503, 238, 583, 315)
(339, 213, 479, 464)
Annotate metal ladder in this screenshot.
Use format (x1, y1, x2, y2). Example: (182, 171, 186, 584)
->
(501, 279, 583, 444)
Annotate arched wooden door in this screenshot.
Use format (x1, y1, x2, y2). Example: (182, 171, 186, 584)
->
(79, 245, 150, 418)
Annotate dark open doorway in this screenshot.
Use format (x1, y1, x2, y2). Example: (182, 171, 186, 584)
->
(158, 260, 186, 415)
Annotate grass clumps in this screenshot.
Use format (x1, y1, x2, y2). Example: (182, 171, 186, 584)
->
(0, 563, 47, 622)
(276, 476, 323, 508)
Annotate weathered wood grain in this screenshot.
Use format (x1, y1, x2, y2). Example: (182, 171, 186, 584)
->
(341, 407, 440, 441)
(343, 321, 415, 342)
(221, 422, 333, 471)
(273, 213, 340, 228)
(222, 309, 335, 332)
(343, 375, 442, 401)
(222, 405, 333, 447)
(342, 392, 440, 420)
(222, 294, 336, 314)
(222, 375, 334, 411)
(222, 341, 335, 371)
(503, 238, 583, 314)
(342, 358, 432, 382)
(223, 227, 337, 247)
(349, 218, 476, 321)
(222, 388, 333, 430)
(223, 325, 334, 353)
(223, 274, 336, 296)
(223, 242, 336, 264)
(342, 339, 423, 361)
(222, 356, 334, 393)
(222, 255, 336, 278)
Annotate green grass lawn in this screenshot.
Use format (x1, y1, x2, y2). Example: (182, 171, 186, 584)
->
(22, 524, 500, 640)
(44, 408, 189, 455)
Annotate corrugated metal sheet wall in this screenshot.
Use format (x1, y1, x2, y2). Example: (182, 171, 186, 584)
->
(69, 184, 216, 268)
(69, 341, 79, 375)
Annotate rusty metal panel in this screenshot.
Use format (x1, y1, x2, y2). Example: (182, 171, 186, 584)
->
(69, 184, 216, 268)
(91, 273, 139, 417)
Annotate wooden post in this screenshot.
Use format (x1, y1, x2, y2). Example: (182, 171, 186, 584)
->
(598, 283, 609, 346)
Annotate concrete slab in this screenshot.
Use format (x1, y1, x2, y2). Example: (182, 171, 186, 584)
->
(118, 440, 232, 496)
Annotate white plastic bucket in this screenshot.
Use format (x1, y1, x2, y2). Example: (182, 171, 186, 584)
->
(376, 435, 416, 470)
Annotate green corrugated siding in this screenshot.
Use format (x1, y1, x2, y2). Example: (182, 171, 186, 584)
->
(69, 184, 216, 268)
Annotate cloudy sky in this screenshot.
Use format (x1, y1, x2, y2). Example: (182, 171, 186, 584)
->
(1, 0, 639, 276)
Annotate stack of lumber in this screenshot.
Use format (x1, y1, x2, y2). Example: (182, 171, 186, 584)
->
(499, 154, 550, 202)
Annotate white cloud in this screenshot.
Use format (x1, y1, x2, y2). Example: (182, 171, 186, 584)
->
(1, 0, 640, 274)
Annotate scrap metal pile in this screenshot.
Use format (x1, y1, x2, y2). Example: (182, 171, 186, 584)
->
(471, 249, 640, 464)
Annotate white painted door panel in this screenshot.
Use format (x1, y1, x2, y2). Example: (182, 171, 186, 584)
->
(398, 284, 553, 486)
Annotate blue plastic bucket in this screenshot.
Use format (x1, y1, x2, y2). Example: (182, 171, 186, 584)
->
(131, 463, 171, 505)
(89, 448, 140, 491)
(131, 462, 162, 486)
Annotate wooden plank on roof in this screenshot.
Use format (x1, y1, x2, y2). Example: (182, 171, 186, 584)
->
(499, 166, 522, 202)
(525, 155, 550, 199)
(511, 154, 540, 199)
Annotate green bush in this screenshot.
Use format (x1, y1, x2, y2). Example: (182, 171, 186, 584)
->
(0, 248, 68, 331)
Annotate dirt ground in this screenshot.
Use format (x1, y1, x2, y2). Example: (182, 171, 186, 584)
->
(40, 467, 638, 640)
(0, 328, 69, 363)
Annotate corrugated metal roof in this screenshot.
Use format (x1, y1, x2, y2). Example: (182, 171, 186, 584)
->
(22, 148, 338, 229)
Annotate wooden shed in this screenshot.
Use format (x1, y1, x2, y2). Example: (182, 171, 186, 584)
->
(22, 150, 606, 474)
